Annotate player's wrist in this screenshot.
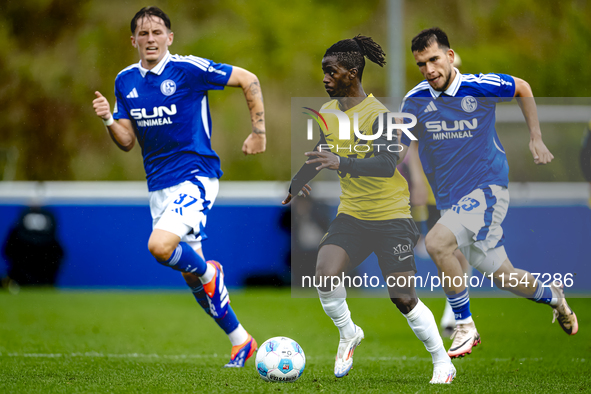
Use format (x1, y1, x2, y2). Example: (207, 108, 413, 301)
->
(529, 133, 542, 141)
(102, 113, 114, 126)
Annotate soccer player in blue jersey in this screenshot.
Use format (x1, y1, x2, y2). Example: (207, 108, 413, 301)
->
(91, 6, 264, 367)
(399, 27, 578, 359)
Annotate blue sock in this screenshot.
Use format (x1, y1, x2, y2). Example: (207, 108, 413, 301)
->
(160, 242, 208, 276)
(447, 288, 472, 321)
(531, 280, 553, 304)
(189, 283, 240, 334)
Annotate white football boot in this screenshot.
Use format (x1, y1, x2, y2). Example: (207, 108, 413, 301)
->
(334, 325, 364, 378)
(447, 321, 480, 358)
(550, 281, 578, 335)
(430, 361, 456, 384)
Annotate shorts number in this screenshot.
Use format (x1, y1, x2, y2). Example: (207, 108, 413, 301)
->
(174, 193, 199, 207)
(459, 197, 480, 211)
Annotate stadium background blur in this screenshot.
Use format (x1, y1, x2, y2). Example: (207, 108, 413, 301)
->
(0, 0, 590, 183)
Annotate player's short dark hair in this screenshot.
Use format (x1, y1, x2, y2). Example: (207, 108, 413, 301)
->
(411, 27, 450, 53)
(324, 35, 386, 82)
(131, 6, 171, 34)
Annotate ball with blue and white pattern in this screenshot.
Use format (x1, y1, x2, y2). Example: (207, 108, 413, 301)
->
(255, 337, 305, 382)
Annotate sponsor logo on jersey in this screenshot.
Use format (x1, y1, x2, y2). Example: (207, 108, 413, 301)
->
(130, 104, 177, 127)
(425, 118, 478, 140)
(461, 96, 477, 113)
(208, 66, 227, 76)
(160, 79, 176, 96)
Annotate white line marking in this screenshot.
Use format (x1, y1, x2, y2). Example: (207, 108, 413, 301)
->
(0, 353, 585, 363)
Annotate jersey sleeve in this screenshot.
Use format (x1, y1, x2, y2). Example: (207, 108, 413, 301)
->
(476, 73, 516, 102)
(338, 116, 398, 178)
(400, 98, 420, 146)
(112, 77, 130, 120)
(185, 56, 233, 91)
(289, 133, 328, 194)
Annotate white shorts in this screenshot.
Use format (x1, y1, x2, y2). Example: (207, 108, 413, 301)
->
(149, 178, 219, 250)
(438, 185, 509, 275)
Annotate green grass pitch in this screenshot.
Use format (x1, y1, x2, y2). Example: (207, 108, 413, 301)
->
(0, 288, 589, 393)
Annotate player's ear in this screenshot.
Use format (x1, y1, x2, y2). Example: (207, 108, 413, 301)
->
(349, 67, 358, 80)
(167, 31, 174, 46)
(131, 35, 137, 48)
(447, 48, 455, 65)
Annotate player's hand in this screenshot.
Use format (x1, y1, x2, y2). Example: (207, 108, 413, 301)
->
(242, 132, 266, 155)
(93, 91, 112, 120)
(529, 137, 554, 165)
(281, 184, 312, 205)
(305, 150, 339, 171)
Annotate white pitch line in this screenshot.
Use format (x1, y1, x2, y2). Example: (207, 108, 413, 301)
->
(0, 352, 221, 359)
(0, 353, 585, 363)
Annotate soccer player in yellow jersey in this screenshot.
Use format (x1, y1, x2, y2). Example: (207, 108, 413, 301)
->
(283, 36, 455, 384)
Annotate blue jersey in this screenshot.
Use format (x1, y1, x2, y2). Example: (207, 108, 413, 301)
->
(401, 69, 516, 209)
(113, 51, 232, 191)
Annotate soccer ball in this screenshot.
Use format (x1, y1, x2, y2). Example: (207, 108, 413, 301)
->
(255, 337, 305, 382)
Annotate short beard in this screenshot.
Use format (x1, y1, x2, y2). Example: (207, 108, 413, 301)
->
(434, 67, 453, 92)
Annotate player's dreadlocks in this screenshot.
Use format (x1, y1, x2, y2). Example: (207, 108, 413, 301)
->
(324, 35, 386, 82)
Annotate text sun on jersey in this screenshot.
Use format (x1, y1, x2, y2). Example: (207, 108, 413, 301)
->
(130, 104, 177, 127)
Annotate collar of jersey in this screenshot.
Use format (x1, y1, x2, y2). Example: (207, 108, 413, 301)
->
(428, 67, 461, 98)
(138, 51, 171, 78)
(330, 93, 375, 112)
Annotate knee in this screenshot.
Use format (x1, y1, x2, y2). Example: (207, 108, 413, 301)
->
(315, 259, 340, 279)
(390, 295, 418, 314)
(148, 236, 177, 262)
(425, 229, 453, 261)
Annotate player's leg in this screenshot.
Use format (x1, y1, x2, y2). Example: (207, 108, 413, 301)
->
(421, 206, 471, 337)
(315, 214, 371, 378)
(425, 223, 474, 323)
(378, 218, 454, 384)
(425, 222, 479, 358)
(182, 264, 257, 367)
(148, 179, 257, 366)
(316, 244, 365, 378)
(440, 250, 471, 337)
(148, 229, 208, 275)
(148, 179, 230, 316)
(386, 271, 455, 384)
(483, 254, 578, 335)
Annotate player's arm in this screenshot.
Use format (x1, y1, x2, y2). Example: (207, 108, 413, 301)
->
(406, 141, 429, 206)
(282, 135, 328, 205)
(513, 77, 554, 165)
(307, 117, 398, 177)
(226, 67, 266, 155)
(92, 91, 135, 152)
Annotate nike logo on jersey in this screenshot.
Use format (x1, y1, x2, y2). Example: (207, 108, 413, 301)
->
(126, 88, 138, 98)
(424, 101, 438, 113)
(398, 255, 413, 261)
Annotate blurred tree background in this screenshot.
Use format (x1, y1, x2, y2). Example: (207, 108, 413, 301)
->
(0, 0, 590, 182)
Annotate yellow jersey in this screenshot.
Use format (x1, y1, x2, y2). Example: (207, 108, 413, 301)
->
(319, 95, 411, 221)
